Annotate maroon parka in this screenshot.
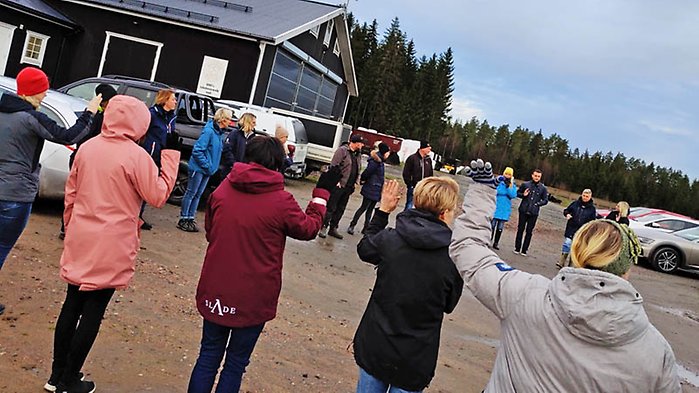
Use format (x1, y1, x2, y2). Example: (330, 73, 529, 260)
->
(195, 162, 328, 327)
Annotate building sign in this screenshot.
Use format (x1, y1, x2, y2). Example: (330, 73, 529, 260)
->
(197, 55, 228, 98)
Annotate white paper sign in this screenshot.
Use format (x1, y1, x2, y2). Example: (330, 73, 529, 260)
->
(196, 55, 229, 98)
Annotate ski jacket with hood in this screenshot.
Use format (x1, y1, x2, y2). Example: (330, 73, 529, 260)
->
(563, 197, 597, 239)
(493, 179, 517, 221)
(195, 162, 329, 328)
(354, 208, 463, 391)
(60, 95, 180, 291)
(359, 150, 385, 202)
(189, 119, 224, 176)
(449, 182, 680, 393)
(0, 92, 93, 202)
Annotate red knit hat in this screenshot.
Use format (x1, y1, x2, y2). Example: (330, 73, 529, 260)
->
(16, 67, 50, 96)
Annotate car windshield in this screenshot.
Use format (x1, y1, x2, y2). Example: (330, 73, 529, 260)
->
(674, 227, 699, 242)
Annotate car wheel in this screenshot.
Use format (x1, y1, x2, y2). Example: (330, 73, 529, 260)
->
(652, 247, 681, 273)
(168, 161, 189, 205)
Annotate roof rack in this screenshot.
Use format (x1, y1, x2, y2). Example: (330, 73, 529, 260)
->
(189, 0, 253, 13)
(101, 75, 171, 88)
(110, 0, 220, 23)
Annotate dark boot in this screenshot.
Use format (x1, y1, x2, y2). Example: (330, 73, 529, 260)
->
(492, 229, 503, 250)
(347, 224, 355, 235)
(318, 226, 328, 238)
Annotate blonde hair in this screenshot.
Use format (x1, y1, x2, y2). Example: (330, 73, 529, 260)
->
(154, 88, 176, 106)
(570, 220, 623, 271)
(617, 201, 630, 218)
(238, 112, 256, 132)
(20, 94, 43, 109)
(213, 107, 233, 123)
(413, 177, 460, 216)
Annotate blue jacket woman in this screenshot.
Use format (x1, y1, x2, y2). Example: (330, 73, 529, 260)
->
(348, 143, 390, 235)
(178, 109, 233, 232)
(490, 167, 517, 249)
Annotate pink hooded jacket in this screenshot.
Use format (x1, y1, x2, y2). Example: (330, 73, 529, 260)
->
(60, 95, 180, 291)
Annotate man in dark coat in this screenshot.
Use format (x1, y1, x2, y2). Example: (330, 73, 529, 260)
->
(353, 178, 463, 392)
(318, 135, 365, 239)
(402, 140, 433, 211)
(514, 168, 548, 256)
(557, 188, 597, 268)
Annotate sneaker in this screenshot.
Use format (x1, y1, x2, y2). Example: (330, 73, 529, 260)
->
(520, 252, 528, 257)
(513, 249, 520, 255)
(318, 226, 328, 238)
(140, 221, 153, 230)
(45, 372, 84, 392)
(347, 225, 355, 235)
(328, 228, 344, 239)
(189, 219, 200, 233)
(55, 379, 95, 393)
(176, 219, 189, 232)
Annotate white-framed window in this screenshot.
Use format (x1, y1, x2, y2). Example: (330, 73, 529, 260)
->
(310, 25, 320, 38)
(333, 40, 340, 56)
(323, 19, 334, 47)
(21, 31, 50, 66)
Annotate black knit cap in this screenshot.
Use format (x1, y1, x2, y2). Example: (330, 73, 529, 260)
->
(95, 83, 118, 103)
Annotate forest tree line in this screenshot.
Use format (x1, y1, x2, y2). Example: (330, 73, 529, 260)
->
(344, 15, 699, 218)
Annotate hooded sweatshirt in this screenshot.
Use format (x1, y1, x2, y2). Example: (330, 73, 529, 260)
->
(60, 95, 180, 291)
(354, 209, 463, 391)
(449, 182, 680, 393)
(195, 162, 329, 328)
(0, 92, 93, 202)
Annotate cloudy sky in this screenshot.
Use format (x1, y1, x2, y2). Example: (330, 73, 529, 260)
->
(348, 0, 699, 180)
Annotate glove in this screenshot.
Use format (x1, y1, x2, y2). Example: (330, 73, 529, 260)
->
(497, 175, 505, 184)
(463, 159, 497, 188)
(166, 131, 183, 151)
(316, 165, 342, 192)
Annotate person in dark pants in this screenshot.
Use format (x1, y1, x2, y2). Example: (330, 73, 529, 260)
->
(60, 83, 118, 239)
(347, 142, 390, 235)
(557, 188, 597, 268)
(402, 140, 433, 211)
(513, 169, 548, 256)
(220, 112, 257, 176)
(46, 96, 180, 393)
(0, 66, 100, 317)
(187, 136, 338, 393)
(318, 135, 365, 239)
(139, 88, 178, 230)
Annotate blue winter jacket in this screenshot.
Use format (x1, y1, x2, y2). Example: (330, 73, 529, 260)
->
(360, 153, 385, 202)
(141, 105, 176, 168)
(189, 120, 225, 176)
(493, 179, 517, 220)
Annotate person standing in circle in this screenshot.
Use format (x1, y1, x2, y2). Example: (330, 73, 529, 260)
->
(491, 167, 517, 250)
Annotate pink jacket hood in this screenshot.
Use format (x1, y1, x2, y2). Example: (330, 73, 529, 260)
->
(101, 95, 150, 141)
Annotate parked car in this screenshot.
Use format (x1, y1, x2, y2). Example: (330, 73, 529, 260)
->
(0, 75, 88, 199)
(59, 75, 221, 204)
(635, 226, 699, 274)
(629, 213, 699, 233)
(216, 100, 308, 179)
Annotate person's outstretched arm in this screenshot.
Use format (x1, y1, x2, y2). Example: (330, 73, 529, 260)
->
(131, 149, 180, 207)
(450, 161, 547, 319)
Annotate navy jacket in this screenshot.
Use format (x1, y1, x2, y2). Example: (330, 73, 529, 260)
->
(517, 180, 548, 216)
(563, 197, 597, 238)
(359, 153, 385, 202)
(141, 105, 176, 168)
(220, 127, 255, 175)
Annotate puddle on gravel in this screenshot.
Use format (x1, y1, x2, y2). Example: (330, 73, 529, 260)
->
(678, 364, 699, 388)
(649, 304, 699, 324)
(460, 334, 500, 348)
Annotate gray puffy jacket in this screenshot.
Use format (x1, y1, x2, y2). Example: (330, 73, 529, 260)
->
(449, 182, 681, 393)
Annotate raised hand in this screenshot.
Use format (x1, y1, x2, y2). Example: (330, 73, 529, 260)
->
(378, 180, 402, 213)
(463, 159, 497, 188)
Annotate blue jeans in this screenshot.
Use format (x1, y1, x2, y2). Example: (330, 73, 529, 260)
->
(0, 200, 33, 269)
(356, 367, 422, 393)
(180, 170, 210, 220)
(562, 237, 573, 253)
(491, 218, 506, 231)
(188, 320, 265, 393)
(403, 186, 415, 211)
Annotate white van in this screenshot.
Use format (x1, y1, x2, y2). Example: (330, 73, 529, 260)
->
(216, 100, 308, 179)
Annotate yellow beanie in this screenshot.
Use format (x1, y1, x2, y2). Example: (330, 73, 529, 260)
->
(503, 167, 514, 177)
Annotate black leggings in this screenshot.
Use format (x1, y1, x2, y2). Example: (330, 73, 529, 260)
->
(51, 284, 115, 384)
(350, 197, 377, 231)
